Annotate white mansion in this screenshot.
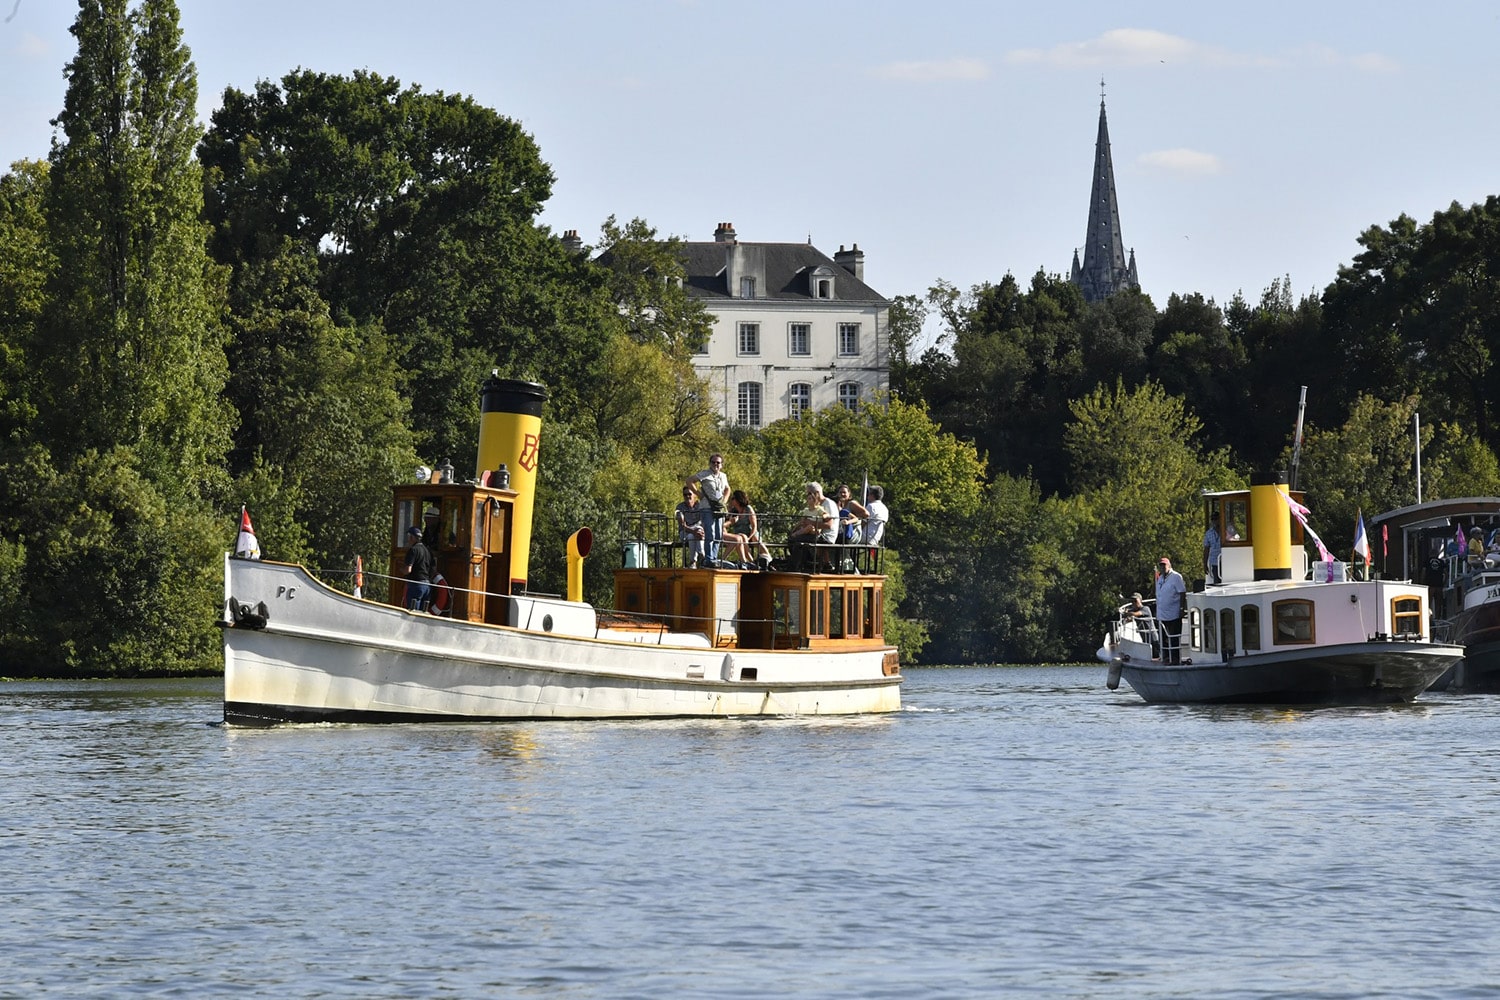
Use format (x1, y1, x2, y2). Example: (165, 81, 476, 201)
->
(679, 223, 890, 428)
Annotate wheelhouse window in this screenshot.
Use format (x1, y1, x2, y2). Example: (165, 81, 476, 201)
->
(789, 382, 811, 420)
(1272, 599, 1315, 645)
(737, 382, 762, 427)
(1241, 605, 1261, 650)
(838, 381, 860, 411)
(789, 323, 811, 356)
(1224, 498, 1248, 543)
(1392, 596, 1423, 637)
(737, 322, 759, 356)
(838, 322, 860, 356)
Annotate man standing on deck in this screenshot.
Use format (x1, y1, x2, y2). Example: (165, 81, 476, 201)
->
(1203, 519, 1223, 585)
(1155, 556, 1187, 664)
(688, 453, 730, 566)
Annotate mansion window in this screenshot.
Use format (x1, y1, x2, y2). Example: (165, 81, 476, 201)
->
(838, 381, 860, 411)
(740, 276, 756, 299)
(738, 382, 762, 427)
(838, 323, 860, 356)
(789, 323, 811, 356)
(789, 382, 811, 420)
(737, 322, 760, 356)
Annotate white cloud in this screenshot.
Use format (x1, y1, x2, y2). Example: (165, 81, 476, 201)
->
(1139, 148, 1224, 176)
(1005, 28, 1395, 72)
(872, 57, 990, 83)
(17, 31, 50, 59)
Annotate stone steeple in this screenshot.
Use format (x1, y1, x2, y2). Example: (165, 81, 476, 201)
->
(1070, 81, 1139, 303)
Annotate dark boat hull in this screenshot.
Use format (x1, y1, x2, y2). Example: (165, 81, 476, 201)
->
(1118, 641, 1462, 705)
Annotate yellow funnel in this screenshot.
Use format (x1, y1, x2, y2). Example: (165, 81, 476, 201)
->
(477, 374, 547, 590)
(1249, 471, 1293, 581)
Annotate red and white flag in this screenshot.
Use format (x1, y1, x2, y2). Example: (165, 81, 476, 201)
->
(235, 506, 261, 560)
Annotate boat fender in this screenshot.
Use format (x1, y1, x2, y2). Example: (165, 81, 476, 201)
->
(1106, 659, 1122, 690)
(227, 596, 270, 630)
(431, 573, 452, 615)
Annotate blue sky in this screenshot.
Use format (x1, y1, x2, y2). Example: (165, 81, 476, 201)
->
(5, 1, 1499, 351)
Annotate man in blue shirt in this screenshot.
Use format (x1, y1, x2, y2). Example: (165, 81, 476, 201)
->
(1203, 521, 1223, 585)
(1154, 556, 1187, 664)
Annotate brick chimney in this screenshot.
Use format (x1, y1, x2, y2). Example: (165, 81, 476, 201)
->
(834, 243, 864, 281)
(714, 222, 737, 244)
(560, 229, 584, 254)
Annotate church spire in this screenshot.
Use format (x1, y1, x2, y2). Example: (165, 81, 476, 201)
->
(1071, 79, 1139, 303)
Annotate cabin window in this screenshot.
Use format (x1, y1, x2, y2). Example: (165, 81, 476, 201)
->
(472, 504, 485, 553)
(1188, 608, 1201, 650)
(773, 587, 801, 636)
(1219, 609, 1236, 656)
(1392, 596, 1423, 637)
(487, 504, 507, 553)
(866, 587, 880, 638)
(809, 587, 825, 637)
(1241, 605, 1261, 650)
(1204, 608, 1218, 654)
(849, 589, 862, 636)
(1272, 599, 1316, 645)
(829, 586, 845, 637)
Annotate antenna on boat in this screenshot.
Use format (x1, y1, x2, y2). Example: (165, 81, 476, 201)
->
(1414, 411, 1423, 504)
(1289, 386, 1307, 490)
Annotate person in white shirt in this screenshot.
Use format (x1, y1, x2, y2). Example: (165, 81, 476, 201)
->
(862, 485, 888, 546)
(1154, 556, 1187, 664)
(687, 453, 729, 565)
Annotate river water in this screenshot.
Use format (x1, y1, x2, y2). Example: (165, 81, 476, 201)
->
(4, 666, 1500, 998)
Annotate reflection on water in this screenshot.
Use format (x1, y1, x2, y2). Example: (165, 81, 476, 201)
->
(4, 669, 1500, 997)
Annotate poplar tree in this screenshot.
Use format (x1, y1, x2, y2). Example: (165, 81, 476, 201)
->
(15, 0, 230, 675)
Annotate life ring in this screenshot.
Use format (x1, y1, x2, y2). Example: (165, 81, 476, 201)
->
(430, 573, 451, 614)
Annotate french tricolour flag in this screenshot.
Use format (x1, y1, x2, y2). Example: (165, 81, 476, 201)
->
(1353, 510, 1371, 564)
(235, 505, 261, 560)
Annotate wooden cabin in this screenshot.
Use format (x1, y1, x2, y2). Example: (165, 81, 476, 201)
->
(612, 566, 887, 652)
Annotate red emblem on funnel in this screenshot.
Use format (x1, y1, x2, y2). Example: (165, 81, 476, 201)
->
(518, 432, 540, 472)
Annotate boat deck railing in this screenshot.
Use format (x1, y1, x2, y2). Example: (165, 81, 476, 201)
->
(617, 510, 884, 574)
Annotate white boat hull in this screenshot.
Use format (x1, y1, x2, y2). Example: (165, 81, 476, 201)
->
(222, 557, 901, 723)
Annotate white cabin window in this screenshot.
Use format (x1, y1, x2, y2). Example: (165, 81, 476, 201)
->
(1204, 609, 1218, 654)
(1241, 605, 1261, 650)
(1219, 609, 1235, 656)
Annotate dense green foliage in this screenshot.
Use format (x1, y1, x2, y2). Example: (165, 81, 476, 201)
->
(7, 1, 1500, 674)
